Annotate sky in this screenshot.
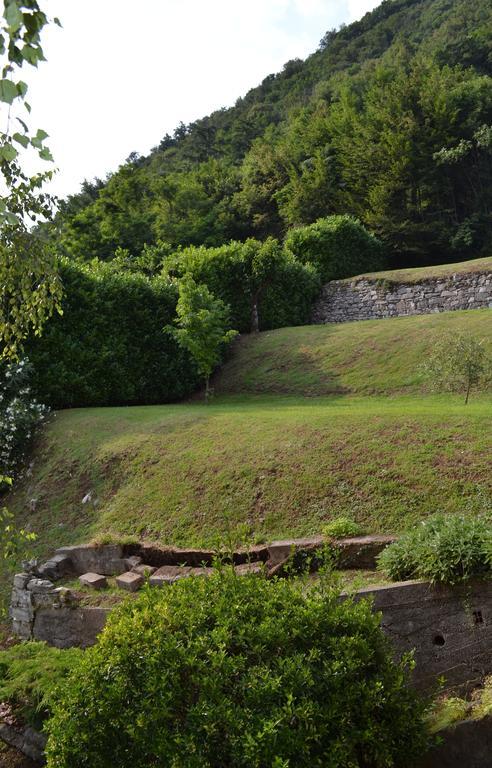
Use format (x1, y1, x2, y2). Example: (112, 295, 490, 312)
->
(23, 0, 380, 199)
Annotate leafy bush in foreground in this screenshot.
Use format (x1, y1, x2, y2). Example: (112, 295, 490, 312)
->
(45, 569, 428, 768)
(285, 215, 386, 283)
(378, 514, 492, 585)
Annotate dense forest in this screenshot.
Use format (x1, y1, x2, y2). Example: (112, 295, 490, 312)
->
(53, 0, 492, 268)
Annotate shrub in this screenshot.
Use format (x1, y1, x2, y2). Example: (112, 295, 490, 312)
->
(45, 569, 428, 768)
(25, 259, 201, 408)
(378, 514, 492, 585)
(165, 238, 321, 334)
(0, 642, 82, 729)
(284, 215, 386, 283)
(0, 359, 47, 477)
(421, 333, 491, 404)
(323, 517, 363, 538)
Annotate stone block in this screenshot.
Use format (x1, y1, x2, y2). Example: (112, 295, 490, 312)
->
(125, 555, 142, 569)
(79, 572, 107, 590)
(149, 566, 193, 586)
(334, 535, 396, 569)
(33, 606, 109, 649)
(132, 564, 156, 577)
(235, 562, 264, 576)
(56, 544, 123, 576)
(13, 573, 30, 589)
(37, 553, 72, 581)
(267, 537, 324, 565)
(26, 578, 54, 594)
(116, 572, 144, 592)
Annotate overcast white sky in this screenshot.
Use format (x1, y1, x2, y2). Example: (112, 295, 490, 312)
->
(24, 0, 380, 199)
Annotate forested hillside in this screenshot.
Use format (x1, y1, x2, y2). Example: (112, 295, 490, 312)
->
(55, 0, 492, 267)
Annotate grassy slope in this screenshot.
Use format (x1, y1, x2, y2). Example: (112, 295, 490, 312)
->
(8, 309, 492, 556)
(345, 256, 492, 284)
(215, 309, 492, 396)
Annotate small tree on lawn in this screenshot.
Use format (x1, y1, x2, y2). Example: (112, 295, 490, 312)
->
(169, 277, 237, 402)
(422, 333, 490, 404)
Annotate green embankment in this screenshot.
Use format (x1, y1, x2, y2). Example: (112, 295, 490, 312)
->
(215, 308, 492, 396)
(8, 309, 492, 556)
(345, 256, 492, 284)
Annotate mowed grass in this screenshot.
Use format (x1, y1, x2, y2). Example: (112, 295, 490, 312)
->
(215, 309, 492, 396)
(343, 255, 492, 283)
(7, 307, 492, 560)
(8, 393, 492, 556)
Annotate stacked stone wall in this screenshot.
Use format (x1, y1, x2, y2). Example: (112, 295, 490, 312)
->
(312, 271, 492, 324)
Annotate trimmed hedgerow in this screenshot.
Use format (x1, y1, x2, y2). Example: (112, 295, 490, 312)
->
(285, 215, 386, 283)
(25, 259, 200, 409)
(378, 514, 492, 585)
(45, 568, 428, 768)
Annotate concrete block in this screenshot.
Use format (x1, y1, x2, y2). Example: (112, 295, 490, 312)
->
(116, 572, 144, 592)
(79, 572, 107, 590)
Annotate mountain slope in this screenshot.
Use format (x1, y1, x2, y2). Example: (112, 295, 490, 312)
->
(56, 0, 492, 266)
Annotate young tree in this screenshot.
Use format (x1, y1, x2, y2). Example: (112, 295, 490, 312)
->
(422, 333, 490, 404)
(1, 1, 62, 360)
(168, 277, 237, 401)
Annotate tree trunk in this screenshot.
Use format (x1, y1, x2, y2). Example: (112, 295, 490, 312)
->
(205, 375, 210, 404)
(251, 296, 260, 334)
(465, 378, 471, 405)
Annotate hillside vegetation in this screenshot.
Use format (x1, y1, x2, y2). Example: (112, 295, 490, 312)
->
(53, 0, 492, 267)
(9, 309, 492, 555)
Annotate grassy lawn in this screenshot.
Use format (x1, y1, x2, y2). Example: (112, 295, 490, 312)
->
(343, 255, 492, 283)
(5, 307, 491, 565)
(8, 393, 492, 557)
(215, 309, 492, 396)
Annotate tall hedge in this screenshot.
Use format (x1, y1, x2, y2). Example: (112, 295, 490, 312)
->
(165, 238, 321, 334)
(285, 215, 386, 282)
(26, 260, 200, 408)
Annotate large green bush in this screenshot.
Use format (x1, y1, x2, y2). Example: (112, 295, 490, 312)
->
(285, 216, 386, 283)
(378, 514, 492, 585)
(45, 569, 428, 768)
(165, 238, 320, 334)
(26, 260, 200, 408)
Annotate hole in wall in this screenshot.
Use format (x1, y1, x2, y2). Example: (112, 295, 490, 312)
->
(433, 634, 445, 647)
(473, 610, 484, 625)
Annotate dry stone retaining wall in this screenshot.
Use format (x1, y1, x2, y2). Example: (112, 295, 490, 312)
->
(312, 271, 492, 323)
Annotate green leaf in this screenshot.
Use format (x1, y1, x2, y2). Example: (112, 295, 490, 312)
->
(54, 17, 62, 27)
(0, 142, 18, 161)
(35, 128, 49, 141)
(38, 147, 53, 162)
(4, 2, 23, 32)
(16, 116, 28, 132)
(21, 44, 41, 66)
(17, 80, 28, 97)
(13, 131, 29, 148)
(24, 101, 31, 113)
(0, 78, 18, 105)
